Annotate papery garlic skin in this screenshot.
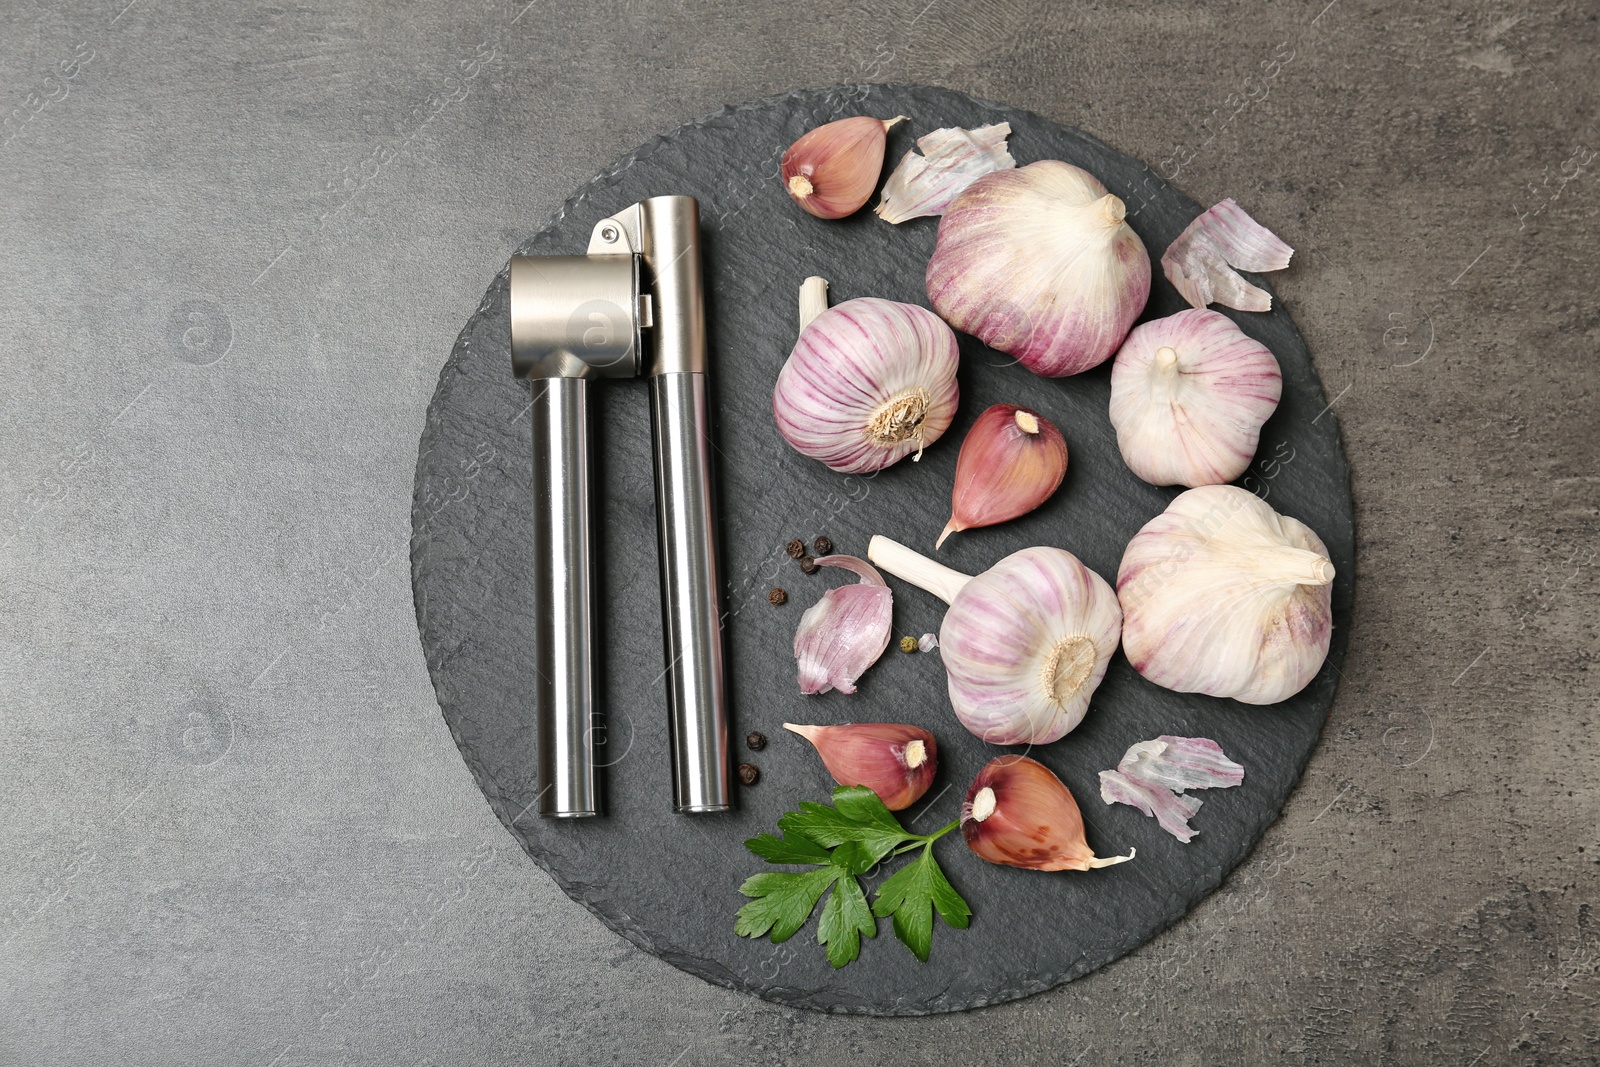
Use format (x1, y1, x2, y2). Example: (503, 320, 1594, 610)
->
(876, 122, 1016, 224)
(1099, 769, 1204, 843)
(783, 722, 937, 811)
(1118, 736, 1244, 791)
(1117, 486, 1334, 704)
(793, 555, 893, 695)
(782, 116, 906, 219)
(1109, 309, 1282, 488)
(939, 404, 1068, 548)
(1162, 198, 1294, 312)
(926, 161, 1151, 377)
(773, 298, 960, 474)
(962, 756, 1133, 871)
(868, 537, 1121, 745)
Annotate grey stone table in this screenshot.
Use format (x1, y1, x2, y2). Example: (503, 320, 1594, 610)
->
(1, 1, 1594, 1064)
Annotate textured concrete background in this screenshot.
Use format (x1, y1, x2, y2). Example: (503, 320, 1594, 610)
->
(0, 0, 1594, 1063)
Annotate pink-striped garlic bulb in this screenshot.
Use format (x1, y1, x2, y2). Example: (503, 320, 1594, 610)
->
(1108, 309, 1282, 487)
(925, 160, 1151, 377)
(867, 536, 1122, 745)
(773, 285, 960, 474)
(1117, 485, 1333, 705)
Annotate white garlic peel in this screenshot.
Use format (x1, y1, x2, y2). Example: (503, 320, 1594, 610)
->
(875, 122, 1016, 224)
(773, 294, 960, 474)
(869, 535, 1122, 745)
(1117, 486, 1334, 704)
(1162, 198, 1294, 313)
(1109, 309, 1282, 487)
(926, 160, 1151, 378)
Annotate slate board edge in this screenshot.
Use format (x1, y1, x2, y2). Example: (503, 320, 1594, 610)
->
(409, 82, 1355, 1016)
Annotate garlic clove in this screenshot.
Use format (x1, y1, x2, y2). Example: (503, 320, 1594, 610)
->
(867, 537, 1122, 746)
(1161, 199, 1294, 312)
(876, 122, 1016, 224)
(1108, 309, 1282, 488)
(938, 404, 1068, 548)
(793, 555, 893, 695)
(782, 722, 937, 811)
(782, 115, 907, 220)
(1117, 736, 1244, 792)
(1116, 485, 1334, 704)
(926, 160, 1151, 377)
(1098, 769, 1204, 843)
(773, 294, 960, 474)
(962, 755, 1134, 871)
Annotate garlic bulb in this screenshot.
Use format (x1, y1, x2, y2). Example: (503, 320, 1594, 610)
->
(939, 404, 1068, 548)
(773, 294, 960, 473)
(868, 536, 1121, 745)
(926, 160, 1151, 377)
(1117, 485, 1334, 704)
(962, 755, 1133, 871)
(783, 722, 937, 811)
(782, 115, 906, 219)
(1109, 309, 1282, 487)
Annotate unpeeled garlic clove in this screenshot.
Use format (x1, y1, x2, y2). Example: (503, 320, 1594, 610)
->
(783, 722, 937, 811)
(1117, 485, 1334, 704)
(782, 115, 907, 220)
(938, 404, 1067, 548)
(792, 555, 893, 695)
(926, 160, 1151, 377)
(1162, 199, 1294, 312)
(962, 756, 1134, 872)
(1108, 309, 1282, 488)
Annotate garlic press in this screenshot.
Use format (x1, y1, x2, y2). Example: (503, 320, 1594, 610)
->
(508, 195, 730, 817)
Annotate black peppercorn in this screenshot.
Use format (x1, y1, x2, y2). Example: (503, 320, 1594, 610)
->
(746, 731, 767, 751)
(737, 763, 760, 786)
(767, 588, 787, 606)
(812, 535, 833, 556)
(799, 556, 818, 574)
(785, 539, 806, 559)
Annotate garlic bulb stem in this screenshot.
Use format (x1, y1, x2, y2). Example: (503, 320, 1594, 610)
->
(1245, 545, 1335, 587)
(867, 535, 971, 605)
(798, 276, 829, 331)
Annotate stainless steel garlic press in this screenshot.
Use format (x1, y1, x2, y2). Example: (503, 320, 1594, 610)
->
(508, 195, 730, 817)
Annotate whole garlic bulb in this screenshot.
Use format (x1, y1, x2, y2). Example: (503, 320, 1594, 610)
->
(926, 160, 1151, 378)
(1109, 309, 1282, 487)
(868, 536, 1122, 745)
(1117, 485, 1334, 704)
(773, 297, 960, 474)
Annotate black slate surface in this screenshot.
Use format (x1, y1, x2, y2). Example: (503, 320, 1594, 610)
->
(410, 84, 1353, 1016)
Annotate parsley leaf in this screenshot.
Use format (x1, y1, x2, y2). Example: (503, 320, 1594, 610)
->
(871, 842, 972, 962)
(735, 786, 971, 967)
(744, 830, 832, 865)
(777, 786, 907, 866)
(817, 870, 875, 968)
(735, 867, 840, 943)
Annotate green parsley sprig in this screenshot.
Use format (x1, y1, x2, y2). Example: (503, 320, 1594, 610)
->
(735, 785, 971, 967)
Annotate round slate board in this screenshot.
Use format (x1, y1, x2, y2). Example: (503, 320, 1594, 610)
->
(411, 84, 1353, 1015)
